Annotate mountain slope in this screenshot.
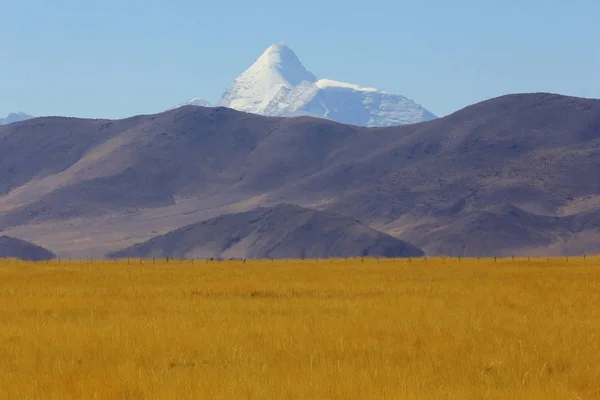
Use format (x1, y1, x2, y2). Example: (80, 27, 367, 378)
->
(219, 42, 317, 114)
(172, 97, 211, 108)
(0, 235, 55, 260)
(0, 112, 33, 125)
(1, 93, 600, 257)
(108, 204, 424, 259)
(216, 43, 435, 127)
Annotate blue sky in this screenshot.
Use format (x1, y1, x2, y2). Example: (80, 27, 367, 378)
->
(2, 0, 599, 119)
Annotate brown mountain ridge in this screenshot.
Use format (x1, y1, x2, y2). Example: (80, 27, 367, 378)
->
(1, 92, 599, 257)
(108, 204, 424, 259)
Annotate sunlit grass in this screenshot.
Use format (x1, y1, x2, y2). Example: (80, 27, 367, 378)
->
(0, 256, 599, 399)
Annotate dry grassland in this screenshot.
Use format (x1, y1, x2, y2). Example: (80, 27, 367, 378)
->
(0, 257, 599, 399)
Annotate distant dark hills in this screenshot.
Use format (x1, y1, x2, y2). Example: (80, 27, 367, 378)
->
(108, 204, 424, 259)
(0, 236, 55, 261)
(1, 92, 599, 258)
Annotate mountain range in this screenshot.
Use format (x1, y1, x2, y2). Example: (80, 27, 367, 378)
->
(0, 112, 33, 125)
(0, 92, 599, 258)
(178, 43, 436, 127)
(2, 44, 433, 129)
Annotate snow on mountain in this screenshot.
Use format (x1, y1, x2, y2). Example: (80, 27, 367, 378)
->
(172, 97, 211, 109)
(218, 42, 317, 115)
(315, 79, 379, 92)
(0, 112, 33, 125)
(216, 43, 436, 127)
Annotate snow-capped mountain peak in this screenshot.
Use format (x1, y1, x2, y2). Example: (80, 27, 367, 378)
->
(214, 43, 437, 127)
(218, 43, 317, 114)
(173, 97, 211, 109)
(250, 42, 317, 86)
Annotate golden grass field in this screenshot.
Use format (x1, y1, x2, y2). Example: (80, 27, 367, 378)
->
(0, 257, 599, 399)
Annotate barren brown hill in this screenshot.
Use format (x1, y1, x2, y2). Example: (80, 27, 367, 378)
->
(1, 93, 599, 257)
(108, 204, 424, 259)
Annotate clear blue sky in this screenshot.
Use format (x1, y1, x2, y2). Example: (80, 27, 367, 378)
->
(2, 0, 599, 119)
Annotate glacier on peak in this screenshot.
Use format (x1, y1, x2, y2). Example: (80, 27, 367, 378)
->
(175, 43, 436, 127)
(218, 42, 318, 115)
(315, 79, 381, 93)
(216, 43, 436, 127)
